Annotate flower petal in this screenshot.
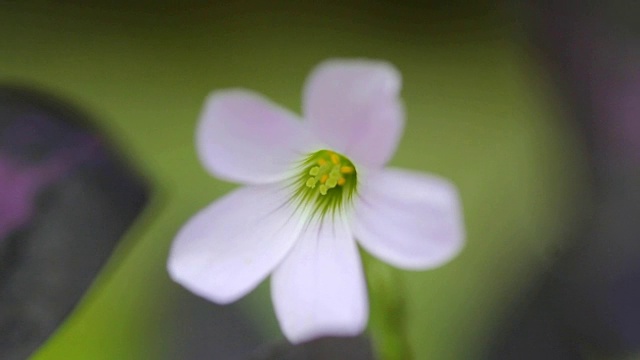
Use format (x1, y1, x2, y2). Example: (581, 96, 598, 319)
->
(271, 216, 368, 343)
(353, 168, 464, 270)
(197, 90, 312, 184)
(303, 59, 404, 168)
(168, 184, 305, 304)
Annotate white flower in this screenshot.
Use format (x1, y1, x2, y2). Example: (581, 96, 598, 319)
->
(168, 59, 465, 344)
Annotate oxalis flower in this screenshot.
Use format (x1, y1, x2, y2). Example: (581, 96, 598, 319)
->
(168, 59, 464, 343)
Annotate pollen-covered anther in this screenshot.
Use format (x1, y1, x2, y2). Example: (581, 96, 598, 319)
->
(340, 166, 354, 174)
(330, 153, 340, 165)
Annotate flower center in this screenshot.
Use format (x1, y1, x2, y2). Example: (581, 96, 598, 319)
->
(290, 149, 357, 218)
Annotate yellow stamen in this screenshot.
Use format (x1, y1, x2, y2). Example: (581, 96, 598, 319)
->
(298, 149, 357, 198)
(340, 166, 354, 174)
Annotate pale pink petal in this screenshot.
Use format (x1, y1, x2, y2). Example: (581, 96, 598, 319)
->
(197, 90, 313, 184)
(168, 184, 305, 304)
(353, 168, 464, 270)
(271, 216, 368, 343)
(303, 59, 404, 168)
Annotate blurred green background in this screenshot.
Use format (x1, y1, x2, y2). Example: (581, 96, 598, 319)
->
(0, 1, 588, 359)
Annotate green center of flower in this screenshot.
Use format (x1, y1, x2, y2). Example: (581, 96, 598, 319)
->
(290, 149, 357, 218)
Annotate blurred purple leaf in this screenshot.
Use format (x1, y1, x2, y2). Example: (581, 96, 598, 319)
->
(0, 86, 149, 360)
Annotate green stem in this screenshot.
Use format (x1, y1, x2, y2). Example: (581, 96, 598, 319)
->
(362, 251, 413, 360)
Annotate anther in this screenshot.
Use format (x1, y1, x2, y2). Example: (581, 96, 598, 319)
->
(340, 166, 354, 174)
(337, 177, 346, 186)
(330, 153, 340, 165)
(319, 184, 328, 195)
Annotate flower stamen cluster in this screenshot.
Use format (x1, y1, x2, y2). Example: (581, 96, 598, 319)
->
(291, 149, 357, 219)
(305, 150, 354, 195)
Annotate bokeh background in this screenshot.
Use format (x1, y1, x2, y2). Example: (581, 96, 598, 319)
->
(1, 1, 637, 359)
